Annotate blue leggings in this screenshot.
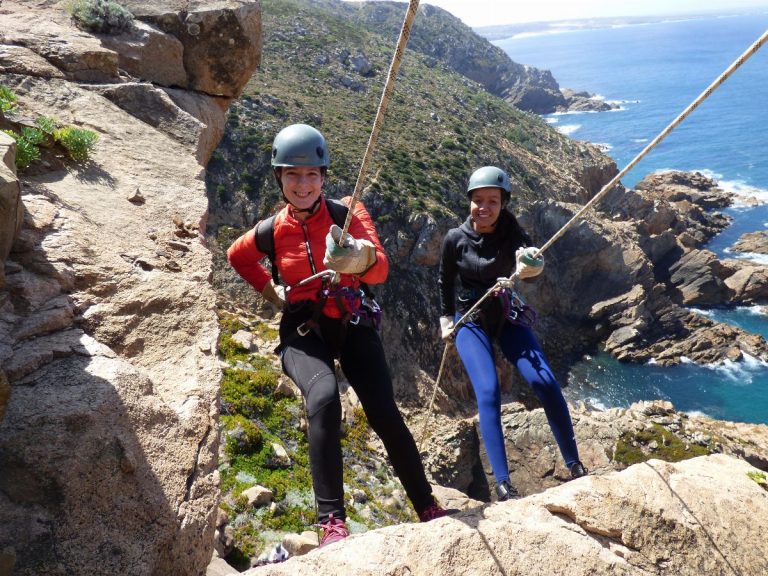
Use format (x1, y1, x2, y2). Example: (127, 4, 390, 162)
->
(455, 318, 580, 483)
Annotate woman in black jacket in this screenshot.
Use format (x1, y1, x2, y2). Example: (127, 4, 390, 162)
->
(438, 166, 587, 501)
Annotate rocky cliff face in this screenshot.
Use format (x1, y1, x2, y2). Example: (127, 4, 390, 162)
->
(345, 1, 615, 114)
(240, 454, 768, 575)
(0, 2, 260, 575)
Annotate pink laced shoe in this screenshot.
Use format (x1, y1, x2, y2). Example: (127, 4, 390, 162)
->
(418, 501, 453, 522)
(317, 514, 349, 547)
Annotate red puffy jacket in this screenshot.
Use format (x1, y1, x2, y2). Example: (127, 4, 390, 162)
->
(227, 196, 388, 318)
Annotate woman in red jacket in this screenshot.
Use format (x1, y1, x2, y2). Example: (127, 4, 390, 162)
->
(228, 124, 449, 547)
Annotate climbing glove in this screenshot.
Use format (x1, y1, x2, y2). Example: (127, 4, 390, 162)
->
(515, 246, 544, 279)
(439, 315, 455, 340)
(261, 279, 286, 307)
(323, 224, 377, 275)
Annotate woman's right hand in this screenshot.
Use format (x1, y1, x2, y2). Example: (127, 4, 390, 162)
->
(439, 315, 455, 340)
(261, 279, 286, 307)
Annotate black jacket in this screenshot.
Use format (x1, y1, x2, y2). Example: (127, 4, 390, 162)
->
(438, 211, 531, 316)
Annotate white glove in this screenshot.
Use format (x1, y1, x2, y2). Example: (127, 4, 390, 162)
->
(515, 247, 544, 280)
(496, 276, 514, 289)
(323, 224, 377, 275)
(439, 315, 455, 340)
(261, 279, 286, 307)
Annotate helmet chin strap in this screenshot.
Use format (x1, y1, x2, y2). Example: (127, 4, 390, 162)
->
(286, 194, 322, 216)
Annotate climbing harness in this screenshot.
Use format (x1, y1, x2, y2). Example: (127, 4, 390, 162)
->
(458, 288, 536, 337)
(417, 28, 768, 451)
(498, 288, 536, 329)
(278, 268, 381, 353)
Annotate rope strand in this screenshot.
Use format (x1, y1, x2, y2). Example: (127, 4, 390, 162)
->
(338, 0, 420, 244)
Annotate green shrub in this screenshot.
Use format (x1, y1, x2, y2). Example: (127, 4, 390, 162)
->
(21, 127, 46, 147)
(222, 415, 264, 456)
(218, 332, 250, 362)
(0, 85, 17, 113)
(2, 129, 41, 170)
(35, 116, 58, 135)
(613, 424, 710, 467)
(54, 126, 99, 163)
(68, 0, 134, 34)
(221, 367, 278, 417)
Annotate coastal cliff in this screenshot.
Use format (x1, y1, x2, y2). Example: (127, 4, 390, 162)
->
(1, 0, 767, 574)
(0, 1, 260, 574)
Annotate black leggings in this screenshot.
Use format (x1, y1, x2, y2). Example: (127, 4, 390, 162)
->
(279, 308, 433, 522)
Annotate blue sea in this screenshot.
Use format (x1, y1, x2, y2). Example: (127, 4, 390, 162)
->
(494, 12, 768, 424)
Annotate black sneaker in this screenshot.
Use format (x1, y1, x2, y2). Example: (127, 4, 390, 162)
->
(569, 461, 588, 479)
(495, 479, 518, 501)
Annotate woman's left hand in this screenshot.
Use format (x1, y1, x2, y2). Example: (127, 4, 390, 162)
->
(515, 247, 544, 279)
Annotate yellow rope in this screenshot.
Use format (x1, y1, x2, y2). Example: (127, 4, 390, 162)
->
(338, 0, 421, 243)
(417, 28, 768, 449)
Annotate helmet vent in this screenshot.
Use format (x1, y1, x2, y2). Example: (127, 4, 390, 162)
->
(316, 146, 325, 159)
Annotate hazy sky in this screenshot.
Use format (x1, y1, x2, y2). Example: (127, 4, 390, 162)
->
(346, 0, 768, 27)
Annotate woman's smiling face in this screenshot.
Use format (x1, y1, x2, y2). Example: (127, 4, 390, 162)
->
(469, 186, 503, 233)
(280, 166, 324, 212)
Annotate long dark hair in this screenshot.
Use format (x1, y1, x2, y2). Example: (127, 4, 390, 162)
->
(498, 208, 531, 247)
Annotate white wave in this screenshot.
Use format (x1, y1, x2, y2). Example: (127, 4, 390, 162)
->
(550, 109, 595, 116)
(557, 124, 581, 136)
(745, 305, 768, 316)
(731, 252, 768, 265)
(544, 117, 558, 124)
(507, 28, 575, 40)
(689, 307, 715, 318)
(684, 409, 711, 419)
(741, 351, 768, 369)
(632, 138, 648, 143)
(645, 168, 768, 207)
(703, 359, 752, 383)
(584, 397, 610, 411)
(693, 170, 768, 205)
(700, 352, 768, 383)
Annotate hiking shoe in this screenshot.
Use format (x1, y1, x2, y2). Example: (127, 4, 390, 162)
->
(570, 461, 588, 479)
(418, 501, 455, 522)
(317, 514, 349, 547)
(495, 479, 518, 502)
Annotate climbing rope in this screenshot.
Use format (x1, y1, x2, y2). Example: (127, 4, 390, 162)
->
(337, 0, 420, 244)
(417, 28, 768, 450)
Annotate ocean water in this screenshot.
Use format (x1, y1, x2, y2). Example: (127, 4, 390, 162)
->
(494, 13, 768, 424)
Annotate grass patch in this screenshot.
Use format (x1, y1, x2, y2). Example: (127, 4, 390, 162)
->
(221, 367, 278, 417)
(0, 85, 17, 113)
(613, 424, 711, 467)
(54, 126, 99, 163)
(2, 129, 41, 170)
(747, 470, 767, 489)
(68, 0, 134, 34)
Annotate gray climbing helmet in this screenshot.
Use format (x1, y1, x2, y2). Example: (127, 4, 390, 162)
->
(467, 166, 511, 201)
(271, 123, 329, 168)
